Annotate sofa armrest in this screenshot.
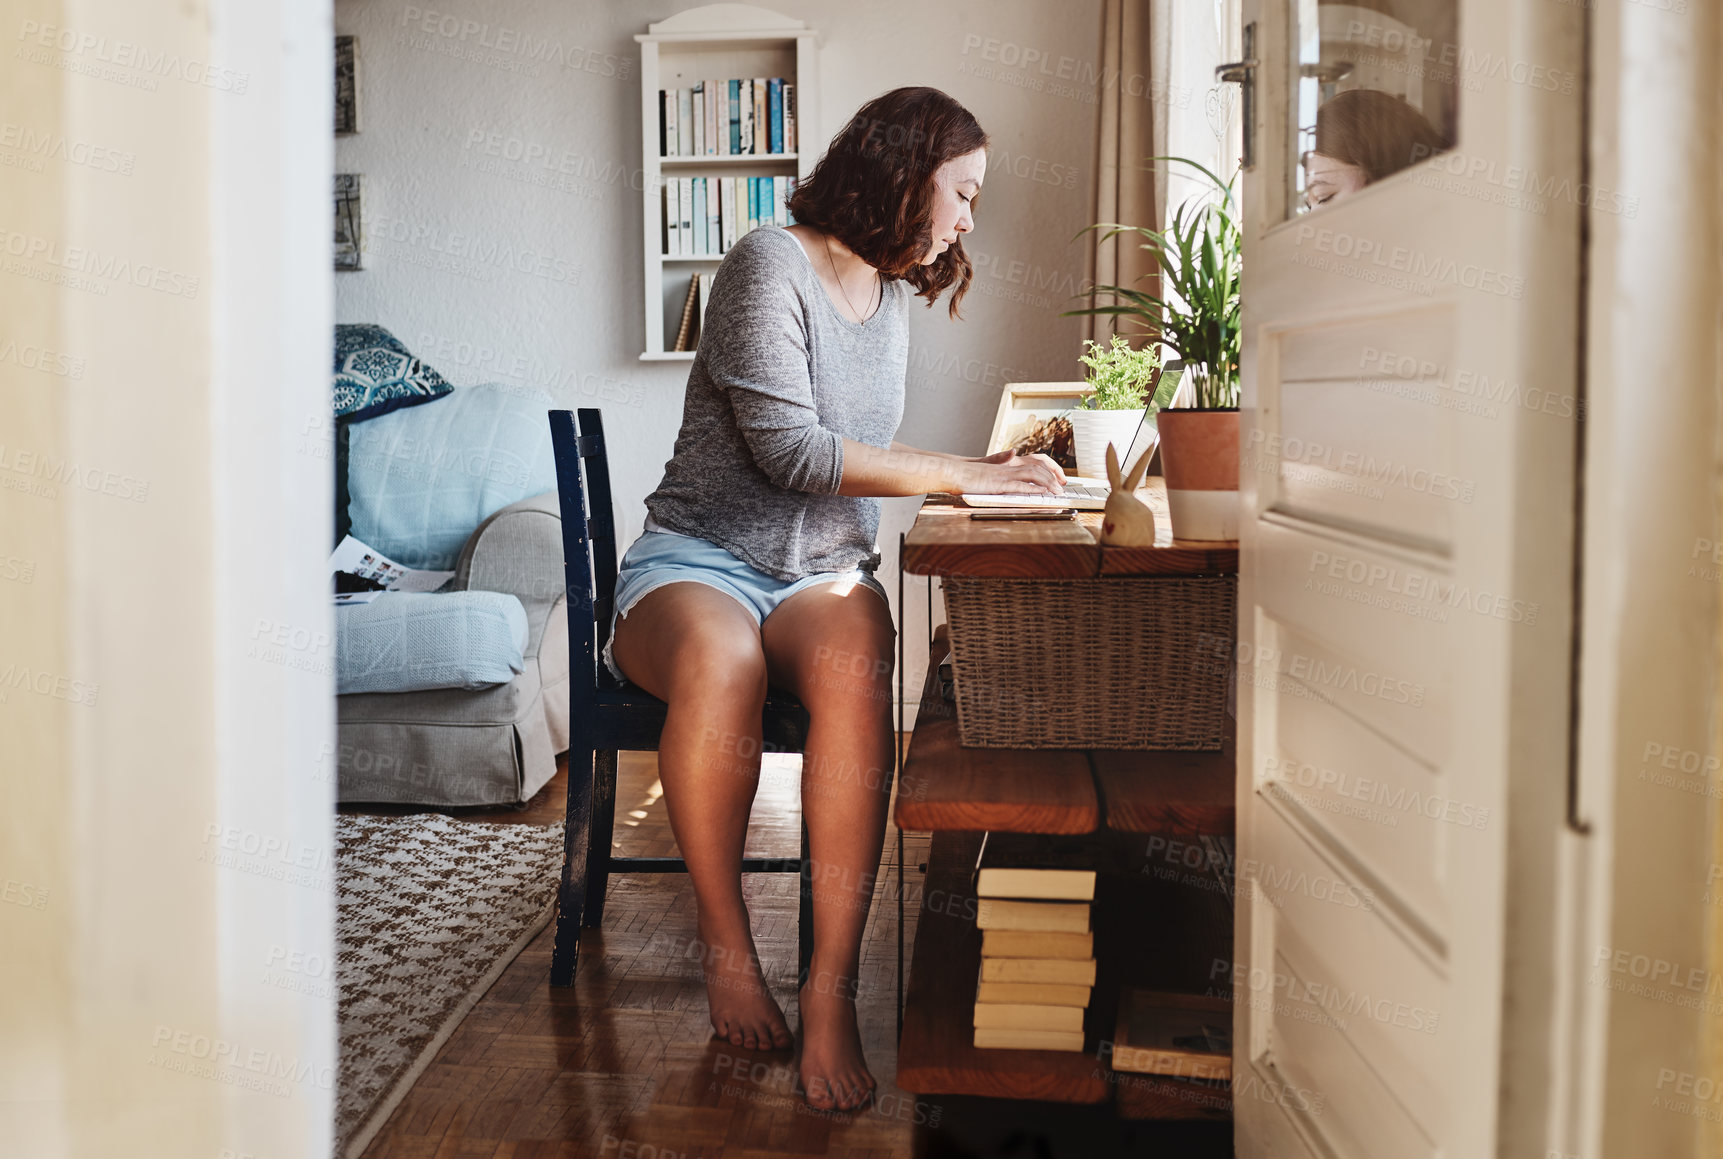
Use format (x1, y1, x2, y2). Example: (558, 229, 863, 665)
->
(451, 491, 566, 658)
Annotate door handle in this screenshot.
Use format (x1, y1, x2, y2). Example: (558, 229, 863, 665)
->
(1215, 22, 1258, 169)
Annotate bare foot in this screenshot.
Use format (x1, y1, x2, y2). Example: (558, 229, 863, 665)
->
(798, 976, 875, 1111)
(699, 921, 792, 1051)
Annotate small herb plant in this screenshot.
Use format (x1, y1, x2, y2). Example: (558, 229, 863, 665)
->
(1076, 334, 1182, 416)
(1077, 334, 1162, 411)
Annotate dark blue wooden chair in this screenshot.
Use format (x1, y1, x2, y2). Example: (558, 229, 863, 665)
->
(547, 408, 814, 988)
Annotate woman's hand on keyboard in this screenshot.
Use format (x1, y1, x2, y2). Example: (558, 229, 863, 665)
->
(957, 451, 1067, 494)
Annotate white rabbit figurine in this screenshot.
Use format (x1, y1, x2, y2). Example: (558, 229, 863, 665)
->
(1097, 441, 1158, 546)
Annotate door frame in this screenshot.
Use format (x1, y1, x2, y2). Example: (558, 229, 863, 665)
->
(1555, 3, 1723, 1157)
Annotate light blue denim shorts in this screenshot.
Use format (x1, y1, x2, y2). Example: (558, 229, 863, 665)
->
(602, 530, 890, 683)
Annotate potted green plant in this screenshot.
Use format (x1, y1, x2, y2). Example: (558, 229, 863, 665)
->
(1070, 334, 1166, 479)
(1067, 158, 1242, 540)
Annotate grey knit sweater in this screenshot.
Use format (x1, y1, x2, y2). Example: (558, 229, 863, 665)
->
(645, 225, 910, 581)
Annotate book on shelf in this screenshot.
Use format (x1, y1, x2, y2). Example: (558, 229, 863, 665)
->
(671, 273, 700, 352)
(659, 89, 675, 158)
(752, 77, 768, 153)
(979, 929, 1094, 960)
(692, 83, 705, 157)
(783, 82, 796, 152)
(706, 78, 720, 155)
(720, 177, 738, 250)
(678, 179, 693, 255)
(979, 956, 1098, 986)
(972, 1002, 1084, 1033)
(975, 898, 1090, 933)
(706, 179, 720, 254)
(670, 179, 682, 255)
(972, 1026, 1085, 1053)
(691, 179, 707, 255)
(738, 80, 753, 155)
(698, 269, 712, 332)
(676, 88, 693, 156)
(661, 178, 672, 253)
(728, 79, 741, 154)
(975, 980, 1091, 1007)
(768, 77, 783, 154)
(1109, 989, 1233, 1081)
(974, 831, 1100, 902)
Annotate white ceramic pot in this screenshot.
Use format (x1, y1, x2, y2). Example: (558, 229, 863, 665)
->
(1068, 408, 1145, 480)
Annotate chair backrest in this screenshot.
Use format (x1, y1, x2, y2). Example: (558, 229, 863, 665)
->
(549, 409, 623, 698)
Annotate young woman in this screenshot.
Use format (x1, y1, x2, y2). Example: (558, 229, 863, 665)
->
(607, 86, 1065, 1110)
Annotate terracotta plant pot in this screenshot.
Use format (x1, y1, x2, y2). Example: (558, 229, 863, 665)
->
(1156, 408, 1239, 541)
(1068, 408, 1145, 479)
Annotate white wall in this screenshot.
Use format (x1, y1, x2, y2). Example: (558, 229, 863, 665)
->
(0, 1, 335, 1157)
(333, 0, 1123, 697)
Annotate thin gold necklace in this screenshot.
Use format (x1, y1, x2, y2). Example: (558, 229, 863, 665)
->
(824, 233, 878, 323)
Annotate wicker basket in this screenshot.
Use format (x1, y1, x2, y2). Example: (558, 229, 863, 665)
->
(941, 575, 1236, 750)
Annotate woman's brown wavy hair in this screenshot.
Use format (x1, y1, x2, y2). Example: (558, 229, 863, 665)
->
(1313, 88, 1445, 184)
(787, 86, 988, 319)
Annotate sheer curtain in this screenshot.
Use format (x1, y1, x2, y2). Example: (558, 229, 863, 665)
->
(1087, 0, 1241, 346)
(1086, 0, 1163, 345)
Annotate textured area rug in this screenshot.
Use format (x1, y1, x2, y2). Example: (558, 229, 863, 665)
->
(335, 813, 565, 1159)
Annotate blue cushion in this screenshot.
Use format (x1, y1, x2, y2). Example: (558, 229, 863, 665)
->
(346, 382, 557, 570)
(335, 591, 528, 695)
(334, 324, 454, 422)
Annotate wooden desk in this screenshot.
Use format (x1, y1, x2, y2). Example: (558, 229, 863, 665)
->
(903, 480, 1238, 579)
(892, 491, 1239, 1113)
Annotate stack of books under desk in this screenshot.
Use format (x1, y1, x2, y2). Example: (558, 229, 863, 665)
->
(972, 832, 1098, 1053)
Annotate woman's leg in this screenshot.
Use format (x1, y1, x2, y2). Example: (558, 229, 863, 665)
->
(610, 582, 793, 1050)
(760, 583, 896, 1110)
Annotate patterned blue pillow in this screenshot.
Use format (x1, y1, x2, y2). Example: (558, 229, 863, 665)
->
(333, 324, 453, 422)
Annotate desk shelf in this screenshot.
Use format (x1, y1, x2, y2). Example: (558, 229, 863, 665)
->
(895, 631, 1235, 840)
(1093, 744, 1235, 837)
(896, 629, 1098, 835)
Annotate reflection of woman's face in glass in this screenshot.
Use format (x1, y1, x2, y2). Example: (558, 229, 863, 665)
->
(1304, 151, 1368, 209)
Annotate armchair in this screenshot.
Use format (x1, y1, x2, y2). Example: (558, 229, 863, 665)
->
(334, 383, 570, 806)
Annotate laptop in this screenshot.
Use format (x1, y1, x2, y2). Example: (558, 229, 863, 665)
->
(957, 409, 1156, 511)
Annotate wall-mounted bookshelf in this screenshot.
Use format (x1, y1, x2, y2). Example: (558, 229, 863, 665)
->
(635, 5, 820, 361)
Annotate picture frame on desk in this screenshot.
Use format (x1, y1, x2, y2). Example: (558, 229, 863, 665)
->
(989, 381, 1158, 472)
(986, 382, 1087, 457)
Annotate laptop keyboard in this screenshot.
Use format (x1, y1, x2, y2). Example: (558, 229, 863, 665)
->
(960, 476, 1113, 507)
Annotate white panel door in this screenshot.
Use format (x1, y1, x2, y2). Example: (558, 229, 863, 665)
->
(1229, 2, 1583, 1156)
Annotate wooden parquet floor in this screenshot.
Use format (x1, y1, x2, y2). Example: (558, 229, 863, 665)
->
(345, 748, 934, 1159)
(343, 748, 1234, 1159)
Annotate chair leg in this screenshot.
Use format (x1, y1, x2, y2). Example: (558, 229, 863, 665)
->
(550, 747, 596, 988)
(797, 820, 814, 991)
(583, 749, 618, 929)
